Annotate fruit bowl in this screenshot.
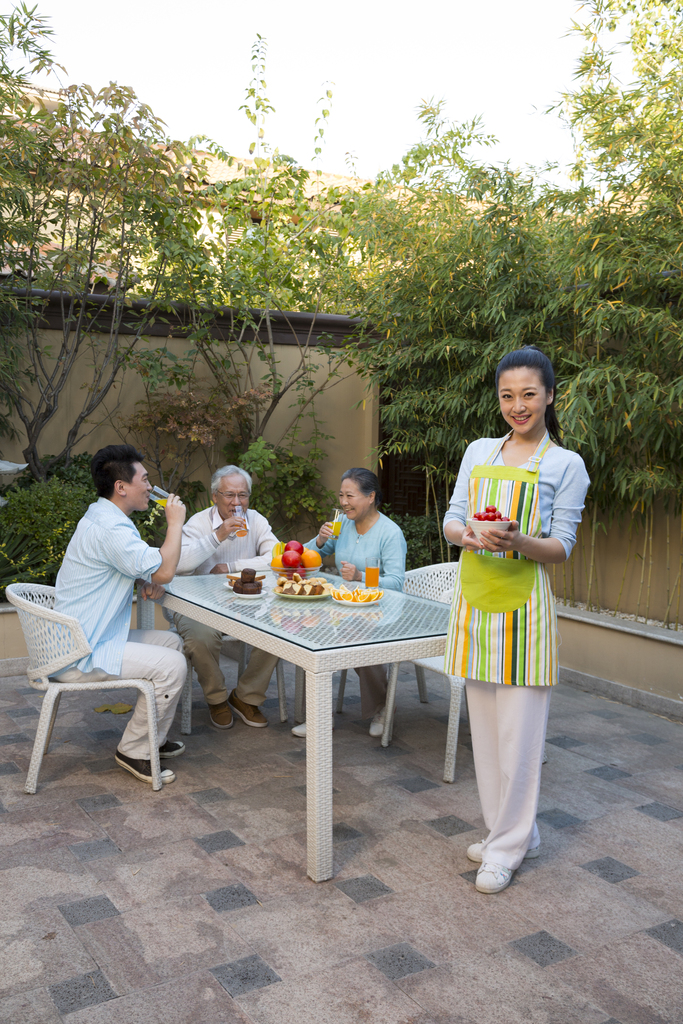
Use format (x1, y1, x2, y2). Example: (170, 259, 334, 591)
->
(466, 517, 514, 540)
(271, 564, 314, 580)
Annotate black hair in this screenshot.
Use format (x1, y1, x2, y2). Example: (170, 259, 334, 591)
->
(494, 346, 563, 446)
(341, 467, 383, 508)
(91, 444, 145, 498)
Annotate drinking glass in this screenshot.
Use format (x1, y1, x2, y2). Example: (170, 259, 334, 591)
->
(365, 557, 380, 589)
(329, 507, 343, 537)
(233, 512, 248, 537)
(150, 485, 169, 507)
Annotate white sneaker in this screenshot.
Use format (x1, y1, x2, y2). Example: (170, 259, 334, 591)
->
(291, 722, 306, 737)
(369, 706, 386, 738)
(467, 840, 540, 864)
(475, 861, 513, 894)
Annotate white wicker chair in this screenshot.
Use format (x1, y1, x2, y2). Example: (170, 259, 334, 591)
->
(8, 583, 166, 792)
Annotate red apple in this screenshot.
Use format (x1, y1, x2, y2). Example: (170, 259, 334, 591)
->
(284, 540, 304, 554)
(282, 550, 302, 568)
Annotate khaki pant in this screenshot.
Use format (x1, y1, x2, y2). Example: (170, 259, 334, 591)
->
(358, 665, 388, 719)
(172, 612, 278, 706)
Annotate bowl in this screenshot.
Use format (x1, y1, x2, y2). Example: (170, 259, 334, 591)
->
(466, 517, 514, 540)
(271, 564, 314, 580)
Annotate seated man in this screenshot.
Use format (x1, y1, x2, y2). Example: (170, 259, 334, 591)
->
(54, 444, 187, 785)
(171, 465, 279, 729)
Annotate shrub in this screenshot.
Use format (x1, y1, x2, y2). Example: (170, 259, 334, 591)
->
(383, 508, 456, 572)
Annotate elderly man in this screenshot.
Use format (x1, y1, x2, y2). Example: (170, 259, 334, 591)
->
(171, 465, 279, 729)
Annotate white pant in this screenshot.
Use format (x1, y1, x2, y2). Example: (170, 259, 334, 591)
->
(466, 679, 552, 870)
(56, 629, 186, 760)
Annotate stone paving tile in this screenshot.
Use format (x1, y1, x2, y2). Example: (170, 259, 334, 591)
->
(424, 814, 476, 837)
(6, 706, 39, 719)
(58, 895, 120, 926)
(627, 732, 668, 746)
(204, 882, 260, 912)
(211, 954, 281, 997)
(0, 760, 20, 775)
(76, 794, 122, 814)
(510, 929, 577, 967)
(584, 765, 632, 781)
(0, 732, 30, 745)
(537, 807, 584, 828)
(190, 787, 231, 805)
(48, 969, 117, 1016)
(644, 918, 683, 956)
(581, 857, 640, 884)
(69, 838, 121, 862)
(335, 874, 394, 903)
(366, 941, 436, 980)
(394, 776, 441, 793)
(333, 821, 363, 843)
(636, 801, 683, 821)
(0, 987, 63, 1024)
(194, 828, 246, 853)
(546, 734, 587, 749)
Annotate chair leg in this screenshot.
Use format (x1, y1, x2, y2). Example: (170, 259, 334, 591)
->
(415, 664, 429, 703)
(140, 680, 162, 791)
(335, 669, 347, 714)
(44, 690, 62, 753)
(381, 662, 400, 747)
(276, 660, 288, 723)
(443, 677, 464, 783)
(180, 657, 193, 735)
(294, 666, 305, 723)
(25, 685, 62, 795)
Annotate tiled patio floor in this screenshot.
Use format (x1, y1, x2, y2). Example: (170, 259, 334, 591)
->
(1, 659, 682, 1024)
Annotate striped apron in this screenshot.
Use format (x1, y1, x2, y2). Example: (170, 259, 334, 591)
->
(444, 432, 558, 687)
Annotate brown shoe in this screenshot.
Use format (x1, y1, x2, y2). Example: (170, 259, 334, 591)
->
(228, 689, 268, 728)
(209, 700, 234, 730)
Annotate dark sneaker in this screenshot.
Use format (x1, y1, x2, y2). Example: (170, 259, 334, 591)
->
(228, 689, 268, 728)
(209, 700, 234, 730)
(159, 740, 185, 758)
(115, 749, 176, 784)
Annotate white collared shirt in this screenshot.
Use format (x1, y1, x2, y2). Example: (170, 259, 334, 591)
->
(175, 505, 278, 576)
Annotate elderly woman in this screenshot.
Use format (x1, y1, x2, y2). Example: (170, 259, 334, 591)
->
(171, 465, 279, 731)
(292, 467, 407, 738)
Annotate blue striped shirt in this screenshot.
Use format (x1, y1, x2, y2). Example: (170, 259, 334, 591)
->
(54, 498, 162, 674)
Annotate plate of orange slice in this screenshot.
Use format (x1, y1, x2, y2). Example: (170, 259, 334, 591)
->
(331, 585, 384, 605)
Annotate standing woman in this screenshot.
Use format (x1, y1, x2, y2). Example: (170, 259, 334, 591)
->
(293, 468, 407, 738)
(443, 346, 589, 894)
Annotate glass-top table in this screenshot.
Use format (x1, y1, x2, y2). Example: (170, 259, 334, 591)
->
(161, 573, 450, 881)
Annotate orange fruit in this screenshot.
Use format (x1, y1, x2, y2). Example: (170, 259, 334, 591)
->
(271, 555, 284, 569)
(341, 592, 353, 602)
(300, 547, 322, 569)
(272, 541, 286, 558)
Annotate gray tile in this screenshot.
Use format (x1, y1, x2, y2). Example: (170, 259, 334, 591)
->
(394, 776, 440, 793)
(637, 802, 683, 822)
(211, 954, 281, 996)
(335, 874, 394, 903)
(48, 969, 117, 1015)
(0, 733, 30, 745)
(84, 758, 117, 774)
(426, 815, 476, 837)
(76, 794, 122, 813)
(6, 706, 39, 719)
(546, 735, 586, 749)
(183, 751, 223, 766)
(628, 733, 667, 746)
(0, 798, 6, 813)
(537, 808, 583, 829)
(194, 829, 245, 853)
(204, 883, 259, 913)
(13, 686, 37, 695)
(336, 693, 361, 704)
(190, 787, 231, 805)
(91, 728, 122, 742)
(333, 822, 363, 843)
(581, 857, 640, 884)
(188, 724, 211, 736)
(282, 749, 306, 763)
(585, 765, 632, 781)
(372, 744, 408, 757)
(69, 838, 121, 862)
(675, 764, 683, 772)
(588, 709, 622, 719)
(644, 918, 683, 956)
(294, 785, 339, 796)
(459, 869, 479, 884)
(365, 942, 435, 980)
(510, 930, 577, 967)
(261, 697, 283, 708)
(58, 895, 121, 926)
(0, 761, 20, 775)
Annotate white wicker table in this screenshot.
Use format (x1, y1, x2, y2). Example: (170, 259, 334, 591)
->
(161, 573, 450, 882)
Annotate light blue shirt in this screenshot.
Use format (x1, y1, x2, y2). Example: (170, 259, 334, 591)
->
(443, 438, 590, 559)
(305, 511, 407, 591)
(54, 498, 162, 674)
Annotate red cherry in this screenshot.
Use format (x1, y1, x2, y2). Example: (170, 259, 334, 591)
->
(485, 505, 497, 513)
(500, 516, 510, 522)
(284, 540, 304, 554)
(485, 513, 497, 521)
(495, 512, 502, 519)
(282, 550, 302, 567)
(473, 513, 485, 521)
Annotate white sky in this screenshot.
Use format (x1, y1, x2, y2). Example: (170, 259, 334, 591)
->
(37, 0, 588, 180)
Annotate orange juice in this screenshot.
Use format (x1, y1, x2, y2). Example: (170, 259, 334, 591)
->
(331, 520, 342, 537)
(151, 496, 167, 507)
(365, 565, 380, 588)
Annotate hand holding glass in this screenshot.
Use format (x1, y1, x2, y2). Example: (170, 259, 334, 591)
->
(328, 508, 343, 537)
(150, 485, 169, 507)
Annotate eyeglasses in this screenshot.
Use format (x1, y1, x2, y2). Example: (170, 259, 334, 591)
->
(216, 491, 249, 501)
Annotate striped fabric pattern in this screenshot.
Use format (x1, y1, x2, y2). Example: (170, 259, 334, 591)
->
(444, 435, 558, 687)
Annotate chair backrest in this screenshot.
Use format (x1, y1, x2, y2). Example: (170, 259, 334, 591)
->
(403, 562, 460, 604)
(6, 583, 91, 682)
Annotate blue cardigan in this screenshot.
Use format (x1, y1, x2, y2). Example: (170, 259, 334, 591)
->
(306, 512, 407, 591)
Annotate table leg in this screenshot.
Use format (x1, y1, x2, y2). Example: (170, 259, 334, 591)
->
(305, 669, 333, 882)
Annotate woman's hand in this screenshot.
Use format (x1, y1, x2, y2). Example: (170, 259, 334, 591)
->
(460, 525, 484, 553)
(478, 521, 521, 554)
(316, 522, 336, 547)
(340, 560, 361, 582)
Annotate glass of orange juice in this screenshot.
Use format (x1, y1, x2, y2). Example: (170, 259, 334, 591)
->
(233, 512, 248, 538)
(329, 508, 343, 537)
(150, 485, 169, 507)
(365, 557, 380, 589)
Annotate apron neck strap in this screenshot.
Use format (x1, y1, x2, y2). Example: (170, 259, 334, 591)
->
(485, 431, 551, 472)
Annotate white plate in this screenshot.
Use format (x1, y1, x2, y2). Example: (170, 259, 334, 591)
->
(224, 583, 265, 600)
(272, 590, 331, 601)
(331, 593, 384, 606)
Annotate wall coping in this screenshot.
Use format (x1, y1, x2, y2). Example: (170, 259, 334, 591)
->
(556, 601, 683, 648)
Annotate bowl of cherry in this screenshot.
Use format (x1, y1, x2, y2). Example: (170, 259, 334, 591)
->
(466, 505, 513, 539)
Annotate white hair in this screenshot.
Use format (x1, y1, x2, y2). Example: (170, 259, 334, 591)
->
(210, 465, 252, 495)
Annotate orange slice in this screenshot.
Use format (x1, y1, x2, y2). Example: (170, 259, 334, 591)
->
(356, 591, 373, 602)
(341, 592, 354, 601)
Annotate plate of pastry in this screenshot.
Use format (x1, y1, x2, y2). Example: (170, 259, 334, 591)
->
(225, 569, 266, 598)
(273, 574, 334, 600)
